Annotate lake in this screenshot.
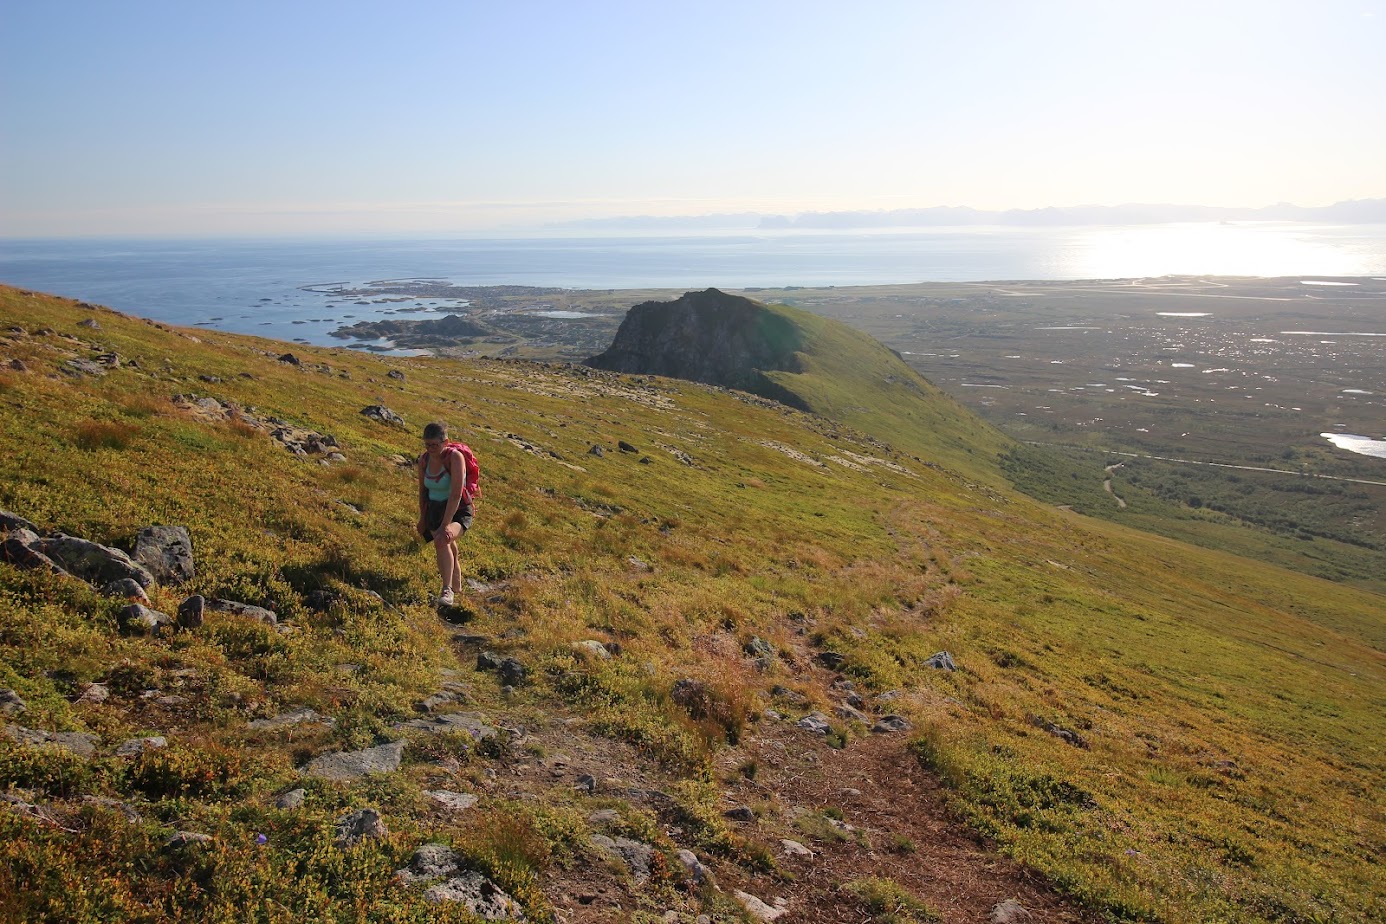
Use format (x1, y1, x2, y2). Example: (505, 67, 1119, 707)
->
(3, 223, 1385, 348)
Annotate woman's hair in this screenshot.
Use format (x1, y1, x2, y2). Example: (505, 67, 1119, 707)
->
(423, 421, 448, 441)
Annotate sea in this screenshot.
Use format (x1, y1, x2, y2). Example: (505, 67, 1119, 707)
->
(2, 222, 1385, 349)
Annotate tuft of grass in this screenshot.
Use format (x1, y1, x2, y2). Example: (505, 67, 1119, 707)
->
(73, 419, 140, 450)
(843, 876, 939, 923)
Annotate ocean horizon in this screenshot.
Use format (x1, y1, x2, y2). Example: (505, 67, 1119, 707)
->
(3, 222, 1385, 349)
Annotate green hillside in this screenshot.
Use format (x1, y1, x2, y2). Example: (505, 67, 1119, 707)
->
(1, 286, 1383, 924)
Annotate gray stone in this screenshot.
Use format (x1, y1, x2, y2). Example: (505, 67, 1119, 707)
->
(248, 708, 322, 730)
(426, 790, 479, 812)
(590, 834, 656, 883)
(177, 595, 205, 630)
(78, 318, 101, 329)
(734, 890, 788, 921)
(871, 715, 913, 734)
(164, 831, 214, 849)
(335, 808, 387, 847)
(0, 690, 26, 716)
(676, 848, 710, 885)
(419, 691, 460, 712)
(618, 440, 639, 454)
(573, 773, 597, 794)
(277, 353, 301, 365)
(0, 528, 69, 577)
(498, 658, 527, 686)
(0, 510, 40, 534)
(100, 578, 149, 602)
(397, 842, 461, 883)
(304, 739, 405, 780)
(118, 604, 173, 636)
(425, 870, 527, 919)
(780, 839, 813, 858)
(33, 534, 154, 588)
(132, 526, 195, 585)
(63, 359, 107, 377)
(744, 636, 774, 658)
(4, 724, 99, 758)
(924, 651, 957, 671)
(588, 809, 621, 826)
(115, 736, 167, 757)
(815, 651, 846, 670)
(394, 712, 496, 740)
(991, 899, 1031, 923)
(770, 685, 808, 706)
(387, 369, 405, 381)
(724, 805, 755, 822)
(360, 405, 406, 428)
(587, 444, 604, 457)
(572, 640, 611, 659)
(477, 650, 503, 671)
(207, 598, 278, 625)
(796, 712, 832, 735)
(275, 788, 306, 810)
(834, 703, 871, 724)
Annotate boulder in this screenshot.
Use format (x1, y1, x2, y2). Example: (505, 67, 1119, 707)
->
(796, 713, 833, 735)
(397, 843, 463, 883)
(991, 899, 1032, 923)
(0, 509, 39, 534)
(5, 724, 99, 758)
(815, 651, 846, 670)
(834, 703, 871, 724)
(118, 604, 174, 636)
(0, 690, 26, 716)
(360, 405, 405, 428)
(924, 651, 956, 671)
(734, 890, 788, 922)
(115, 736, 168, 757)
(744, 636, 774, 658)
(100, 578, 150, 602)
(871, 715, 913, 734)
(248, 708, 322, 731)
(303, 739, 405, 780)
(572, 640, 610, 659)
(32, 534, 154, 588)
(1, 528, 70, 576)
(176, 595, 205, 630)
(425, 871, 526, 919)
(275, 788, 306, 810)
(618, 441, 639, 454)
(590, 834, 656, 883)
(724, 805, 755, 822)
(335, 808, 387, 847)
(277, 353, 301, 366)
(207, 598, 278, 625)
(425, 790, 479, 812)
(132, 526, 195, 585)
(780, 839, 813, 858)
(395, 712, 496, 740)
(76, 683, 109, 704)
(676, 848, 711, 885)
(498, 658, 527, 687)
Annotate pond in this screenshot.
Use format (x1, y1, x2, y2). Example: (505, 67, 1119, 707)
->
(1321, 433, 1386, 459)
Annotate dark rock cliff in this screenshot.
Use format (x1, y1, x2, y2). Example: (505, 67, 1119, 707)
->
(586, 289, 811, 410)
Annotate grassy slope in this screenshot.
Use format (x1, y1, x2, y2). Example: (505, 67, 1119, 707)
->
(0, 286, 1382, 924)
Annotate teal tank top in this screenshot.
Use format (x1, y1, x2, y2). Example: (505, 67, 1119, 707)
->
(423, 460, 453, 502)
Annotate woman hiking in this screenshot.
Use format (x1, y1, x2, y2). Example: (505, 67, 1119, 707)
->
(417, 421, 474, 606)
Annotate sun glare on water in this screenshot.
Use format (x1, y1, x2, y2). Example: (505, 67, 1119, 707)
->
(1068, 224, 1373, 278)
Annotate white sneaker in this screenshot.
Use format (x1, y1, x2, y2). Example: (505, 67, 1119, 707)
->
(438, 588, 454, 606)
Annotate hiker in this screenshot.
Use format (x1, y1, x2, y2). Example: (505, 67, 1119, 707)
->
(417, 422, 474, 605)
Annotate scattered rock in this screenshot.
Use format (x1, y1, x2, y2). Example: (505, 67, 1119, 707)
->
(676, 848, 711, 885)
(924, 651, 956, 671)
(426, 790, 479, 811)
(588, 809, 621, 826)
(590, 834, 656, 883)
(734, 890, 788, 921)
(815, 651, 846, 670)
(991, 899, 1032, 923)
(834, 703, 871, 724)
(626, 556, 651, 572)
(63, 359, 107, 377)
(724, 805, 756, 822)
(476, 650, 504, 672)
(0, 690, 26, 716)
(617, 441, 639, 454)
(33, 534, 154, 588)
(780, 839, 813, 858)
(360, 405, 405, 428)
(1029, 716, 1087, 748)
(770, 685, 808, 706)
(277, 353, 301, 365)
(7, 359, 26, 373)
(176, 595, 205, 630)
(275, 788, 306, 810)
(100, 578, 150, 602)
(0, 528, 69, 577)
(115, 736, 168, 757)
(397, 843, 464, 883)
(498, 658, 527, 687)
(335, 808, 387, 847)
(573, 774, 597, 794)
(164, 831, 214, 849)
(132, 526, 195, 585)
(572, 640, 611, 659)
(744, 636, 774, 658)
(871, 715, 913, 734)
(78, 318, 101, 329)
(75, 684, 108, 703)
(248, 708, 322, 731)
(207, 598, 278, 625)
(118, 604, 174, 636)
(387, 369, 405, 381)
(0, 510, 40, 533)
(395, 712, 496, 740)
(796, 713, 832, 735)
(303, 739, 405, 780)
(587, 444, 604, 457)
(425, 870, 526, 919)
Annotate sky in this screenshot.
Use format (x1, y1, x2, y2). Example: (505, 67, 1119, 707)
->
(2, 0, 1384, 238)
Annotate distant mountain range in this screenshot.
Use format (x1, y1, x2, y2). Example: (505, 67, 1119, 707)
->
(556, 198, 1386, 232)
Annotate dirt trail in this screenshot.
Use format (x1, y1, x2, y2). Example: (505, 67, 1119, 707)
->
(1103, 462, 1127, 509)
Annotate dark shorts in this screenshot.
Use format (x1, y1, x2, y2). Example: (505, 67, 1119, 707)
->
(423, 499, 473, 541)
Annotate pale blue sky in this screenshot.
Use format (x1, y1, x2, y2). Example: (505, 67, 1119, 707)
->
(2, 0, 1383, 237)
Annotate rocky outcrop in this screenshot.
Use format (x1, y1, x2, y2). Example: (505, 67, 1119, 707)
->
(586, 289, 811, 411)
(132, 526, 195, 585)
(303, 739, 405, 780)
